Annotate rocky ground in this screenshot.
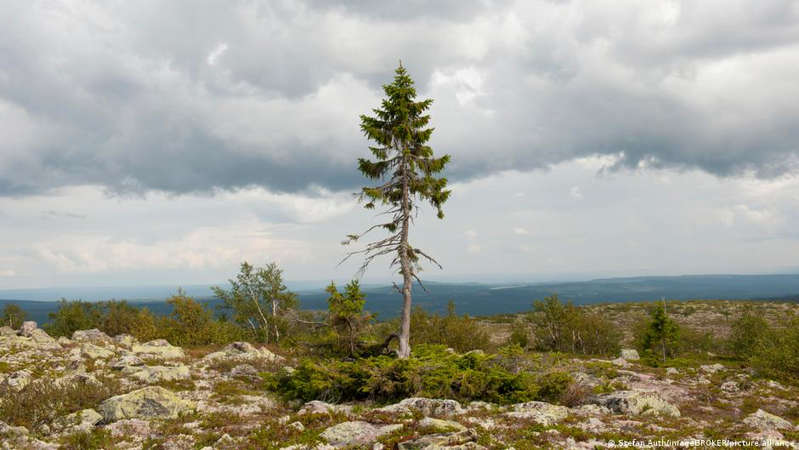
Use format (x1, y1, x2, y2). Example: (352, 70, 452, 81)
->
(2, 319, 799, 449)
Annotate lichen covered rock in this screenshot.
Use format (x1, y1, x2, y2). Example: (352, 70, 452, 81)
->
(97, 386, 193, 422)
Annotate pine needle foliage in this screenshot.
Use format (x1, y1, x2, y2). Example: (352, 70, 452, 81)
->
(343, 62, 451, 358)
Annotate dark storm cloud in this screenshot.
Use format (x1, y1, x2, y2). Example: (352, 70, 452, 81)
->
(1, 0, 798, 197)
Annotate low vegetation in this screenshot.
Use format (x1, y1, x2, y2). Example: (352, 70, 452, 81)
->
(268, 344, 575, 405)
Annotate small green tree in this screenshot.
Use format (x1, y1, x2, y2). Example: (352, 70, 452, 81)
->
(212, 261, 298, 343)
(344, 63, 451, 359)
(44, 299, 102, 337)
(326, 280, 371, 356)
(530, 294, 620, 356)
(639, 303, 679, 361)
(2, 303, 26, 329)
(728, 307, 769, 359)
(97, 300, 158, 341)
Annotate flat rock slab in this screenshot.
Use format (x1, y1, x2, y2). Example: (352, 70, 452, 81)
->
(98, 386, 194, 422)
(320, 421, 402, 447)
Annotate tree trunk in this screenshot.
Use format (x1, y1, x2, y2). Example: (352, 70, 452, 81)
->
(271, 296, 280, 343)
(249, 287, 270, 344)
(397, 156, 413, 359)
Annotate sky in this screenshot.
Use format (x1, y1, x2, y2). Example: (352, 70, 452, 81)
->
(2, 0, 799, 290)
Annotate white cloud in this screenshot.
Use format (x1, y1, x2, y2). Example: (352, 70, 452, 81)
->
(513, 227, 529, 235)
(206, 42, 228, 66)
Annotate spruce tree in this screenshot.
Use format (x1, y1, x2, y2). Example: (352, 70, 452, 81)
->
(344, 63, 451, 358)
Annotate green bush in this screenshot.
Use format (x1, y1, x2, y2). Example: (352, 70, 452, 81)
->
(529, 294, 621, 356)
(728, 309, 769, 359)
(43, 295, 244, 347)
(1, 303, 26, 329)
(507, 320, 531, 349)
(44, 299, 102, 337)
(405, 302, 492, 352)
(750, 316, 799, 383)
(635, 303, 679, 361)
(160, 292, 244, 346)
(0, 376, 122, 430)
(268, 344, 573, 405)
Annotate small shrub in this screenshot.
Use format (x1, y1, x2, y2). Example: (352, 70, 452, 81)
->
(269, 345, 578, 406)
(406, 302, 492, 353)
(530, 294, 621, 356)
(750, 316, 799, 383)
(1, 303, 26, 329)
(635, 303, 679, 361)
(535, 371, 573, 404)
(728, 309, 769, 360)
(0, 376, 122, 430)
(60, 428, 114, 450)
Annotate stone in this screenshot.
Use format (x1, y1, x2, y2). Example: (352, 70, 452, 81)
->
(288, 421, 305, 432)
(397, 429, 484, 449)
(504, 401, 569, 426)
(4, 369, 31, 392)
(298, 400, 352, 416)
(611, 357, 631, 368)
(72, 329, 113, 345)
(19, 321, 37, 337)
(97, 386, 194, 422)
(620, 349, 640, 361)
(320, 421, 402, 448)
(230, 364, 259, 378)
(720, 381, 739, 393)
(54, 409, 103, 433)
(377, 397, 465, 417)
(131, 339, 185, 359)
(570, 404, 610, 416)
(81, 343, 116, 359)
(465, 401, 493, 412)
(592, 390, 680, 418)
(113, 334, 137, 348)
(123, 364, 191, 383)
(215, 433, 236, 448)
(110, 353, 145, 370)
(700, 363, 725, 374)
(418, 417, 466, 433)
(743, 409, 794, 431)
(0, 420, 29, 437)
(202, 341, 281, 363)
(666, 368, 679, 375)
(0, 326, 15, 336)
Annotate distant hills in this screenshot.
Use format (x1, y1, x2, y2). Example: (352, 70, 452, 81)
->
(3, 274, 799, 325)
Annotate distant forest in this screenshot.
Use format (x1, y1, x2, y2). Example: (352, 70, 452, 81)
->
(3, 274, 799, 325)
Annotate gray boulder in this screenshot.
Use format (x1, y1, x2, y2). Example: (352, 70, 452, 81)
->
(72, 329, 113, 345)
(743, 409, 794, 431)
(202, 341, 281, 363)
(620, 349, 640, 361)
(398, 429, 484, 449)
(19, 321, 37, 337)
(53, 409, 103, 433)
(97, 386, 193, 422)
(504, 401, 569, 426)
(110, 353, 145, 370)
(378, 398, 465, 417)
(592, 390, 680, 417)
(320, 421, 402, 447)
(123, 364, 191, 383)
(131, 339, 185, 359)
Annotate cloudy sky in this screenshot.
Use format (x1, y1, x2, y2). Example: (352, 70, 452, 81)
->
(2, 0, 799, 290)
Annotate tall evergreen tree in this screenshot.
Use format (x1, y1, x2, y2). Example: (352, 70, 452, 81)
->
(344, 63, 451, 358)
